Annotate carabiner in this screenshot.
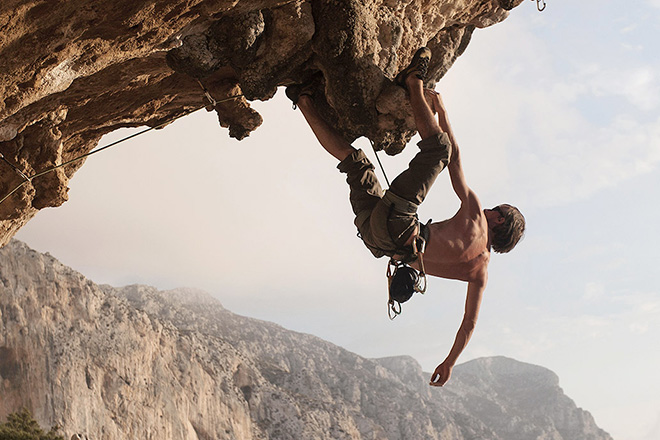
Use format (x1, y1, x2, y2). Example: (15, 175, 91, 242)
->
(388, 299, 402, 320)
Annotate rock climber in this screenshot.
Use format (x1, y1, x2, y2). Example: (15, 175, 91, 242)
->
(286, 47, 525, 387)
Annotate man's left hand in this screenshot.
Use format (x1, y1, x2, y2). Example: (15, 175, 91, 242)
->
(429, 361, 453, 387)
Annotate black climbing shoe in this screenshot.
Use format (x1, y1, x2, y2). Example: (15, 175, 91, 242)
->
(285, 82, 317, 109)
(394, 47, 432, 88)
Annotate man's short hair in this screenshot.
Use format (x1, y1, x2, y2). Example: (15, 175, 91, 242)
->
(491, 205, 525, 254)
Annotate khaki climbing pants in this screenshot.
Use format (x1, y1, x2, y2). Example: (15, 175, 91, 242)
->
(337, 132, 452, 258)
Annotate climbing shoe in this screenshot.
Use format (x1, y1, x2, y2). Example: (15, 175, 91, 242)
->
(285, 81, 317, 109)
(394, 47, 432, 88)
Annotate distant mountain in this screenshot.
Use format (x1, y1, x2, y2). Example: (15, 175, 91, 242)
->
(0, 240, 613, 440)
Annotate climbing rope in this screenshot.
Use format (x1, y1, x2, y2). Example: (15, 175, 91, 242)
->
(0, 91, 243, 207)
(369, 139, 391, 188)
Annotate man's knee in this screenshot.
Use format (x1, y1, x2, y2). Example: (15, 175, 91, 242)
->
(337, 149, 372, 175)
(416, 132, 451, 168)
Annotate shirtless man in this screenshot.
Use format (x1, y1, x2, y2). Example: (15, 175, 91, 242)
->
(287, 48, 525, 387)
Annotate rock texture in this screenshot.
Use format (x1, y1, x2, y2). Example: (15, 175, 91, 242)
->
(1, 240, 613, 440)
(0, 0, 524, 247)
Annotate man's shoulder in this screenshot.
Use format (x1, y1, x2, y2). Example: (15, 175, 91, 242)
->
(467, 253, 490, 284)
(457, 189, 484, 217)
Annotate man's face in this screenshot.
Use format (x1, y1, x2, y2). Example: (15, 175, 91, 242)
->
(485, 205, 507, 227)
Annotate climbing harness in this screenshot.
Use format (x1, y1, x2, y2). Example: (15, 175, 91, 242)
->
(386, 233, 427, 320)
(533, 0, 546, 12)
(0, 90, 243, 207)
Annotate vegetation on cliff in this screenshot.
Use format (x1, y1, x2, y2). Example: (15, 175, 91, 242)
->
(0, 409, 64, 440)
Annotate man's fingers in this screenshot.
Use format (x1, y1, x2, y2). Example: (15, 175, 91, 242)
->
(429, 372, 444, 386)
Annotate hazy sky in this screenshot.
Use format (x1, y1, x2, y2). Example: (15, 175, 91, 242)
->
(14, 1, 660, 439)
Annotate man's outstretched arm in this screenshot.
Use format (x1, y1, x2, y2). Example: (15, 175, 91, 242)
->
(429, 273, 487, 387)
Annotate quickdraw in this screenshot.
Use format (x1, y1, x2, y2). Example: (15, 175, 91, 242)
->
(196, 79, 218, 110)
(0, 151, 31, 182)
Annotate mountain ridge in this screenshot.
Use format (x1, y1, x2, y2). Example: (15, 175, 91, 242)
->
(0, 239, 613, 439)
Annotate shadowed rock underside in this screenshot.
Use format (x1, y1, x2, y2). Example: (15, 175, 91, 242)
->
(0, 0, 524, 246)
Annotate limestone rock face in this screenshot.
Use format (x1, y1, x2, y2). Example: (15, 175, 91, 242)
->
(0, 0, 523, 247)
(0, 240, 613, 440)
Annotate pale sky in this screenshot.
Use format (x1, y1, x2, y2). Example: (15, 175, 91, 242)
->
(14, 2, 660, 439)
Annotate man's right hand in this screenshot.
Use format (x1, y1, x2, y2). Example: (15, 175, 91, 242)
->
(423, 89, 445, 115)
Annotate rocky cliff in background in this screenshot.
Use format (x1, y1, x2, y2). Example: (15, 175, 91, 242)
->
(0, 240, 613, 440)
(0, 0, 524, 246)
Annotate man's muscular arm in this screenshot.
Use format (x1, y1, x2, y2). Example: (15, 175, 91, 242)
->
(429, 273, 487, 387)
(424, 89, 472, 204)
(424, 89, 459, 150)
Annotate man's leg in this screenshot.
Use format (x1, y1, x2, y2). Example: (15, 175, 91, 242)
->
(405, 75, 442, 141)
(387, 78, 451, 207)
(293, 92, 385, 256)
(296, 95, 355, 162)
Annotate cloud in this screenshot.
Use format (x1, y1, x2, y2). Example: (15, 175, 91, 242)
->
(487, 287, 660, 354)
(441, 8, 660, 208)
(612, 292, 660, 337)
(646, 0, 660, 9)
(623, 68, 660, 111)
(583, 282, 605, 302)
(643, 412, 660, 440)
(572, 64, 660, 112)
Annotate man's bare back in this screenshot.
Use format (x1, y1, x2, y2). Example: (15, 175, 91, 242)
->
(420, 209, 490, 283)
